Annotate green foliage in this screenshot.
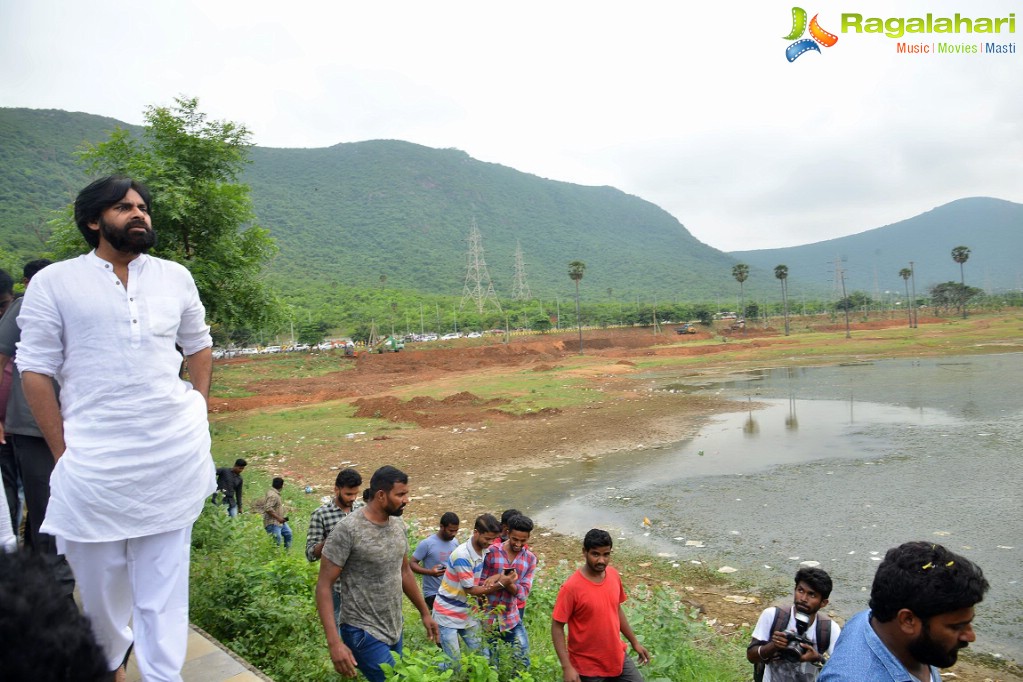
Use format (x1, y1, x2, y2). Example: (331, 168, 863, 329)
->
(531, 317, 552, 333)
(835, 291, 873, 311)
(929, 281, 981, 315)
(43, 98, 282, 334)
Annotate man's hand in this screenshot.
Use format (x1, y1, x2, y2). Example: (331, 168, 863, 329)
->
(431, 564, 446, 577)
(561, 664, 581, 682)
(633, 643, 651, 665)
(798, 642, 822, 663)
(500, 570, 518, 588)
(329, 640, 358, 677)
(421, 612, 440, 643)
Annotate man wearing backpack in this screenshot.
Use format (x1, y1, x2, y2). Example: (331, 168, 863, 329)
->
(747, 567, 841, 682)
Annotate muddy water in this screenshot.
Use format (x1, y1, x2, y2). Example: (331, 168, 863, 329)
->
(494, 354, 1023, 662)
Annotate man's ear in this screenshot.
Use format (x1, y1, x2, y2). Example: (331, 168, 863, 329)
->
(895, 608, 922, 636)
(819, 598, 829, 611)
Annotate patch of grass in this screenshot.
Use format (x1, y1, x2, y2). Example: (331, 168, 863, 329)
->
(210, 401, 416, 470)
(212, 353, 354, 397)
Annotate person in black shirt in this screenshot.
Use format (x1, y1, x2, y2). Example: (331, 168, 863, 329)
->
(214, 458, 246, 517)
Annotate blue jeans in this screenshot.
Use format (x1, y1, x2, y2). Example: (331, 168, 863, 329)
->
(438, 624, 482, 667)
(487, 621, 530, 670)
(340, 624, 403, 682)
(264, 522, 292, 549)
(226, 501, 238, 517)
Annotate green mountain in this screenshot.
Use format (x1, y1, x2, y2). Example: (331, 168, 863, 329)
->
(0, 107, 737, 303)
(1, 107, 1019, 312)
(729, 198, 1023, 297)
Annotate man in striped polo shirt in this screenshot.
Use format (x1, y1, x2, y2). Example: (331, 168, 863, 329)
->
(432, 513, 507, 665)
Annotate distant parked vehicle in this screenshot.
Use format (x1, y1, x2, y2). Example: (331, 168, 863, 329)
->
(467, 331, 483, 338)
(372, 335, 405, 353)
(675, 324, 697, 335)
(440, 332, 462, 341)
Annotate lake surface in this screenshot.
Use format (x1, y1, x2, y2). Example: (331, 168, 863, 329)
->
(496, 354, 1023, 662)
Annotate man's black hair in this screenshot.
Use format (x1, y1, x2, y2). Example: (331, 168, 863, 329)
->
(474, 513, 501, 535)
(583, 528, 613, 551)
(74, 175, 152, 248)
(23, 259, 52, 281)
(272, 477, 284, 490)
(500, 509, 521, 526)
(507, 514, 533, 534)
(795, 566, 833, 600)
(0, 552, 109, 681)
(335, 467, 362, 489)
(869, 541, 989, 622)
(369, 465, 408, 495)
(233, 458, 247, 468)
(440, 511, 460, 527)
(0, 269, 14, 296)
(362, 487, 372, 503)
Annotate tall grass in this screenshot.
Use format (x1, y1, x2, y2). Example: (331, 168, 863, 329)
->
(189, 505, 748, 681)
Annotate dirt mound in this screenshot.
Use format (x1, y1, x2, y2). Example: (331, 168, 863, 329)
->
(352, 392, 510, 427)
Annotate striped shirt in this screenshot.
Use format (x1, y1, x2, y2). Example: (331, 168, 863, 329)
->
(480, 541, 537, 632)
(433, 539, 489, 629)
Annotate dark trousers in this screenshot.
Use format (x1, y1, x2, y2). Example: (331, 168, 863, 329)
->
(0, 439, 19, 533)
(11, 433, 75, 596)
(580, 657, 645, 682)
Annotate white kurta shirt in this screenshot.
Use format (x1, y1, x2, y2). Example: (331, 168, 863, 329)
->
(16, 251, 216, 542)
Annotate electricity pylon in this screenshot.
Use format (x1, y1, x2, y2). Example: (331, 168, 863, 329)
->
(511, 241, 532, 301)
(460, 218, 502, 314)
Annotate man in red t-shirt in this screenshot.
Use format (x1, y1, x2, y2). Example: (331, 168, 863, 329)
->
(552, 529, 651, 682)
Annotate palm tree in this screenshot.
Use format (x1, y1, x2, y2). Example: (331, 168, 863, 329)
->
(568, 260, 586, 353)
(732, 263, 749, 330)
(951, 246, 970, 318)
(774, 265, 790, 336)
(898, 267, 913, 327)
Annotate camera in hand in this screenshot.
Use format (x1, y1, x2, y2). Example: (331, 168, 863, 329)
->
(777, 610, 813, 662)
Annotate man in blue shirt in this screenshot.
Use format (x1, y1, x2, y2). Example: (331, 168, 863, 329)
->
(820, 541, 988, 682)
(410, 511, 460, 611)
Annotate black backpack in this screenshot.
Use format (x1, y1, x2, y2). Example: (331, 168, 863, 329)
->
(750, 606, 832, 682)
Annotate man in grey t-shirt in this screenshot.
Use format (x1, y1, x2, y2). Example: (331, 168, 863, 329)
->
(315, 465, 438, 682)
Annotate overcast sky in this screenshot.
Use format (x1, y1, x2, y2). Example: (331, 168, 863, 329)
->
(2, 0, 1019, 252)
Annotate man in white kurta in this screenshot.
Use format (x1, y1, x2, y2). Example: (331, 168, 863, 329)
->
(16, 176, 215, 682)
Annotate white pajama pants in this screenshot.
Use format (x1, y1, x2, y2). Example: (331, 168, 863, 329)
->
(58, 526, 192, 682)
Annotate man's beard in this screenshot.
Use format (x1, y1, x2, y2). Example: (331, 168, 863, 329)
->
(101, 217, 156, 254)
(907, 622, 965, 668)
(388, 504, 406, 517)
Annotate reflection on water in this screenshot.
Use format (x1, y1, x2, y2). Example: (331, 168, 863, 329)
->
(499, 354, 1023, 662)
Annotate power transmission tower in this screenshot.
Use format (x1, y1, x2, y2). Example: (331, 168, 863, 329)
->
(511, 241, 532, 301)
(460, 218, 502, 314)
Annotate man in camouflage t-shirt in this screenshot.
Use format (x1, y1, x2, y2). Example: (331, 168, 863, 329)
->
(315, 465, 438, 682)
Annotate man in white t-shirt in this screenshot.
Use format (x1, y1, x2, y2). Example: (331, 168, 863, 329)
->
(748, 567, 841, 682)
(17, 176, 215, 682)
